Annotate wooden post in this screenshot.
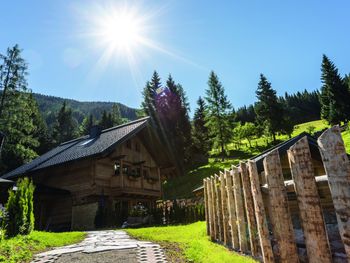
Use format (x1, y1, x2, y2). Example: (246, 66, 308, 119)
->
(232, 166, 249, 252)
(210, 176, 219, 240)
(264, 150, 299, 263)
(225, 169, 239, 249)
(220, 171, 229, 246)
(240, 162, 259, 257)
(203, 179, 210, 235)
(288, 137, 332, 263)
(207, 177, 215, 241)
(215, 174, 224, 242)
(248, 160, 275, 263)
(318, 126, 350, 260)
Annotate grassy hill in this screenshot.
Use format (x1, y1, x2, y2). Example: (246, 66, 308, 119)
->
(163, 119, 348, 200)
(33, 93, 138, 128)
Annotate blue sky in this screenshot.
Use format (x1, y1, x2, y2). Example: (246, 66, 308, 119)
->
(1, 1, 350, 111)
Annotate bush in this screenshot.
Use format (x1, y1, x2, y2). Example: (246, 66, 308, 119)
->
(2, 178, 35, 238)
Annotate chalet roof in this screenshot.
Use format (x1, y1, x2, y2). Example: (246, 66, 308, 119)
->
(2, 117, 156, 179)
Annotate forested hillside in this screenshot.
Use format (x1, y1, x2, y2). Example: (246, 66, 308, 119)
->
(33, 93, 138, 128)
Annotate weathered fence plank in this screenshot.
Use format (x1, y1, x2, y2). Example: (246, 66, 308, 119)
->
(318, 126, 350, 260)
(225, 169, 239, 249)
(215, 174, 224, 242)
(203, 179, 210, 235)
(288, 137, 332, 263)
(210, 176, 218, 240)
(220, 171, 230, 246)
(264, 150, 299, 263)
(232, 166, 249, 252)
(248, 160, 275, 263)
(240, 161, 259, 257)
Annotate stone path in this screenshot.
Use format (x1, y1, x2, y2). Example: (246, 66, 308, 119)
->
(31, 230, 167, 263)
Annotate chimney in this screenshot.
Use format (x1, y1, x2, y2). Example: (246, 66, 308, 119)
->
(89, 125, 102, 138)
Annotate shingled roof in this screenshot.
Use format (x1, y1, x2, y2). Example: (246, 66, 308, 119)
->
(2, 117, 152, 179)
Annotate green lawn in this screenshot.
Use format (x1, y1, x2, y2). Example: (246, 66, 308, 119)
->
(292, 119, 329, 137)
(163, 119, 350, 199)
(126, 221, 256, 263)
(163, 159, 235, 200)
(0, 231, 86, 263)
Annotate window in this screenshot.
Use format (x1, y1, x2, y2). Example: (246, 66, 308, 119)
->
(123, 164, 130, 175)
(114, 162, 121, 176)
(126, 140, 132, 149)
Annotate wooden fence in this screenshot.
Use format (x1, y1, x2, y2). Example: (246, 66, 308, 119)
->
(203, 126, 350, 263)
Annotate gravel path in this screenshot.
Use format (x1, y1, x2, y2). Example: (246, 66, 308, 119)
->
(31, 230, 167, 263)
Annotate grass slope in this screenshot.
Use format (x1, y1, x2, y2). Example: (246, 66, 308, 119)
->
(164, 119, 350, 200)
(127, 221, 256, 263)
(0, 231, 86, 263)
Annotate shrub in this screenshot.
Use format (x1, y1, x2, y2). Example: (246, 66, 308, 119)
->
(2, 178, 35, 238)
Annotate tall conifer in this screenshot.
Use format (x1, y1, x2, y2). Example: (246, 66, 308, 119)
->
(205, 71, 232, 158)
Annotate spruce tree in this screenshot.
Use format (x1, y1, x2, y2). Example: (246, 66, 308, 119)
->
(205, 71, 232, 158)
(192, 97, 211, 157)
(79, 114, 94, 136)
(0, 45, 40, 173)
(52, 102, 77, 144)
(99, 110, 114, 130)
(111, 103, 123, 125)
(319, 55, 350, 124)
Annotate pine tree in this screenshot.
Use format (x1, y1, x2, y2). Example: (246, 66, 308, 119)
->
(192, 97, 211, 157)
(0, 45, 40, 173)
(141, 71, 162, 121)
(319, 55, 350, 124)
(52, 102, 77, 144)
(205, 71, 232, 158)
(99, 110, 114, 130)
(255, 74, 284, 142)
(79, 114, 94, 136)
(111, 103, 123, 126)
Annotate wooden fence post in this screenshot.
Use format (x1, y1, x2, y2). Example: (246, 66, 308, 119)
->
(215, 174, 224, 242)
(264, 150, 299, 263)
(210, 176, 218, 240)
(225, 169, 239, 249)
(240, 161, 259, 257)
(232, 166, 249, 252)
(220, 171, 230, 246)
(318, 126, 350, 260)
(248, 160, 275, 263)
(288, 137, 332, 263)
(203, 179, 210, 235)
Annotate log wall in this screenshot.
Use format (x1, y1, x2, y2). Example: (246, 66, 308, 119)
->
(204, 126, 350, 263)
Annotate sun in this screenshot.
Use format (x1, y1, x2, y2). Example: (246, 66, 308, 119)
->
(98, 10, 142, 53)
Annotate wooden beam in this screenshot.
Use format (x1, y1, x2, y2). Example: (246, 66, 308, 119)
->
(248, 160, 275, 263)
(203, 179, 210, 235)
(215, 174, 224, 242)
(264, 150, 299, 263)
(317, 126, 350, 260)
(225, 169, 239, 249)
(288, 137, 332, 263)
(219, 171, 229, 246)
(232, 166, 248, 252)
(210, 176, 218, 240)
(240, 161, 259, 257)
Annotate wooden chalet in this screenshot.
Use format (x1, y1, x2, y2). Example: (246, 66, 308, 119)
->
(1, 117, 177, 231)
